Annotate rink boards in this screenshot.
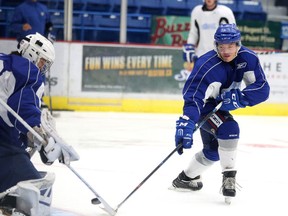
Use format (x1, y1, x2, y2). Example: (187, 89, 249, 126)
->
(42, 96, 288, 116)
(0, 39, 287, 116)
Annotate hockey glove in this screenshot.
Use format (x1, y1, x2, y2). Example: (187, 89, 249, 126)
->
(39, 137, 61, 165)
(39, 137, 71, 165)
(217, 89, 249, 111)
(175, 115, 195, 155)
(41, 109, 80, 164)
(183, 44, 197, 63)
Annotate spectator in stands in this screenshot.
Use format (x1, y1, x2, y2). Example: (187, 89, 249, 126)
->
(10, 0, 55, 43)
(183, 0, 236, 64)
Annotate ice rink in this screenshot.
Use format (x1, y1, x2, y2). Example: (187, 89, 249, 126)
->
(32, 111, 288, 216)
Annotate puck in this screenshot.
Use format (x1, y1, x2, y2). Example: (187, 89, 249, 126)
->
(91, 197, 101, 205)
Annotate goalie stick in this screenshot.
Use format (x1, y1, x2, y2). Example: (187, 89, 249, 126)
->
(92, 102, 223, 213)
(0, 98, 116, 216)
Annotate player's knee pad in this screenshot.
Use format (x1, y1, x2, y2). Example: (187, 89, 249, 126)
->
(217, 120, 239, 140)
(202, 149, 219, 161)
(15, 171, 55, 216)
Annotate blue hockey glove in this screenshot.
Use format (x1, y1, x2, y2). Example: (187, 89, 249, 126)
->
(183, 44, 197, 63)
(175, 115, 195, 155)
(217, 89, 249, 111)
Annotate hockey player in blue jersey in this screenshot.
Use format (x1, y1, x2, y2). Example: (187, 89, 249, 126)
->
(172, 24, 270, 203)
(0, 33, 78, 216)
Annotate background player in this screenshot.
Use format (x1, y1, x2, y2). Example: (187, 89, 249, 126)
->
(183, 0, 236, 70)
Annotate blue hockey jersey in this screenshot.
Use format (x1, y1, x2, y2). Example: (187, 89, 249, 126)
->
(0, 53, 44, 155)
(182, 46, 270, 123)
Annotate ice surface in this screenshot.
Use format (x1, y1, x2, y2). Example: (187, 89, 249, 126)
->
(32, 111, 288, 216)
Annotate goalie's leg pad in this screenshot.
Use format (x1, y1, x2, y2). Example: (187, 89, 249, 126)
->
(15, 172, 55, 216)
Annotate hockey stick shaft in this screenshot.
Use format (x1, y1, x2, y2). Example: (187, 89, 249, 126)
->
(115, 144, 180, 211)
(115, 102, 223, 211)
(0, 98, 116, 216)
(47, 69, 53, 115)
(194, 101, 223, 130)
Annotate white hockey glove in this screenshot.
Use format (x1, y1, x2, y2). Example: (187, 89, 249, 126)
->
(40, 109, 80, 165)
(183, 43, 197, 63)
(39, 137, 71, 165)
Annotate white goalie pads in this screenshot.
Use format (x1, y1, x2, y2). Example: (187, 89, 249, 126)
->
(40, 109, 80, 164)
(0, 172, 55, 216)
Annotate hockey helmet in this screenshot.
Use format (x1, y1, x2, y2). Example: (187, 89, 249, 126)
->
(17, 33, 55, 73)
(214, 24, 241, 45)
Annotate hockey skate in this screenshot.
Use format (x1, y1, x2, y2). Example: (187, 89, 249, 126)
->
(221, 170, 237, 204)
(171, 171, 203, 191)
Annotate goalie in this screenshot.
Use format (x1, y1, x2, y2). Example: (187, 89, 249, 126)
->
(0, 33, 79, 216)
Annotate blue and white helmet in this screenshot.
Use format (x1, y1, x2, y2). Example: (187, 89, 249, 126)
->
(214, 23, 241, 45)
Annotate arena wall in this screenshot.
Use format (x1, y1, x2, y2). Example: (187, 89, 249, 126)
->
(0, 39, 287, 116)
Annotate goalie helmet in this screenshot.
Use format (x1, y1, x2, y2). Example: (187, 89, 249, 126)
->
(17, 33, 55, 73)
(214, 23, 241, 45)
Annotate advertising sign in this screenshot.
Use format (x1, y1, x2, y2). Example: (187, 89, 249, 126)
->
(150, 16, 282, 50)
(82, 45, 187, 94)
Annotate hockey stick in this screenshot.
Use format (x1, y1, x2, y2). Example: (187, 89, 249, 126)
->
(106, 101, 223, 212)
(67, 165, 117, 216)
(47, 69, 53, 115)
(0, 98, 116, 216)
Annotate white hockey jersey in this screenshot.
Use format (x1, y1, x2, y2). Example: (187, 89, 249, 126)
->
(187, 4, 236, 57)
